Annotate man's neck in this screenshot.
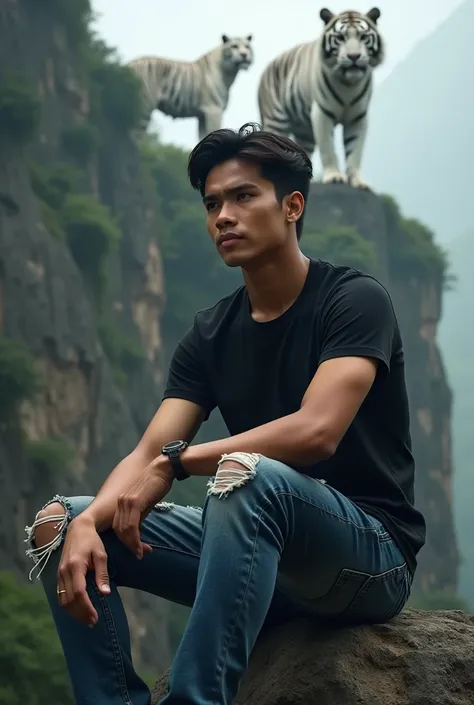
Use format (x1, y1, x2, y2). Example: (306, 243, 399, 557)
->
(242, 246, 311, 323)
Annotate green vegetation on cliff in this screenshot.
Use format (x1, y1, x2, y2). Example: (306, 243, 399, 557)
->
(61, 123, 100, 166)
(0, 571, 73, 705)
(25, 438, 76, 503)
(61, 193, 121, 304)
(304, 224, 379, 274)
(381, 195, 452, 288)
(0, 74, 40, 144)
(0, 337, 43, 420)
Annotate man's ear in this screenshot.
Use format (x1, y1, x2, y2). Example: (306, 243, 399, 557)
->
(286, 191, 305, 224)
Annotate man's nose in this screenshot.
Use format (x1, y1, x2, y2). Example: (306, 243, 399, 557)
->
(216, 205, 238, 228)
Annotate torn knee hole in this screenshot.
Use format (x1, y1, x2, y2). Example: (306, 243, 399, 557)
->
(32, 502, 66, 548)
(207, 452, 261, 498)
(24, 496, 71, 581)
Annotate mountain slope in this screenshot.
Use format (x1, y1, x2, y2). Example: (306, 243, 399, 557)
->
(438, 231, 474, 602)
(362, 0, 474, 245)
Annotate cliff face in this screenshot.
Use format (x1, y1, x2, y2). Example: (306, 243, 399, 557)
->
(0, 0, 169, 671)
(304, 184, 458, 594)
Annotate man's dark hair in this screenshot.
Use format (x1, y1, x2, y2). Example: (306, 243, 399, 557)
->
(187, 122, 313, 240)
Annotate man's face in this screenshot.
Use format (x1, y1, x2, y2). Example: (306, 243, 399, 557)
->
(203, 158, 295, 267)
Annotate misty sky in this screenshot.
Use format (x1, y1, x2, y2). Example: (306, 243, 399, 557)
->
(91, 0, 464, 149)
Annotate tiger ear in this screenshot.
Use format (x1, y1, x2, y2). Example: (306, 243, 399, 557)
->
(247, 34, 253, 42)
(367, 7, 381, 23)
(320, 8, 334, 24)
(221, 34, 230, 43)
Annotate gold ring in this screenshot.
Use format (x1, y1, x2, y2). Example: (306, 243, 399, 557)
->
(57, 588, 66, 595)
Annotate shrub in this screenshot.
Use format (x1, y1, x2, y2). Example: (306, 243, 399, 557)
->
(87, 39, 143, 132)
(303, 224, 379, 274)
(0, 74, 40, 144)
(0, 570, 73, 705)
(60, 194, 120, 303)
(98, 314, 146, 386)
(35, 0, 91, 45)
(30, 162, 80, 211)
(61, 123, 100, 165)
(0, 337, 42, 420)
(380, 193, 453, 289)
(25, 437, 75, 479)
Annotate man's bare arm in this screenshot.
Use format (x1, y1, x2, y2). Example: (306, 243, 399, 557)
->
(155, 356, 378, 477)
(81, 398, 206, 530)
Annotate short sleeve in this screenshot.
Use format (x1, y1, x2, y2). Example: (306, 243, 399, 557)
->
(162, 321, 216, 420)
(318, 275, 397, 377)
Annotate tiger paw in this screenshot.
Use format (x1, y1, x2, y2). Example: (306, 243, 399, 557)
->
(322, 170, 347, 185)
(348, 174, 371, 190)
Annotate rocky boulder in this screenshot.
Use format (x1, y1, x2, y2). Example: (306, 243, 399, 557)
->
(152, 609, 474, 704)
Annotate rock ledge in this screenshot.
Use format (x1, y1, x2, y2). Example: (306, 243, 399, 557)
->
(153, 609, 474, 704)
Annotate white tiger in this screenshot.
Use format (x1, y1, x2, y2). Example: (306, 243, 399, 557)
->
(126, 35, 254, 141)
(257, 8, 384, 190)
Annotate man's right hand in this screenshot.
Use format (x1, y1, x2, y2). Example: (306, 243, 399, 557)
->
(56, 514, 111, 627)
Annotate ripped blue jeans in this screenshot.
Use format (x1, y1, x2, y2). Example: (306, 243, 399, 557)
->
(25, 453, 412, 705)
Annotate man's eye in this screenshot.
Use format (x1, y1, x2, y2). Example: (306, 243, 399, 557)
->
(237, 193, 251, 201)
(206, 202, 218, 212)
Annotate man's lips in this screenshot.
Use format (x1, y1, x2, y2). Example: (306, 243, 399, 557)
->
(216, 232, 245, 247)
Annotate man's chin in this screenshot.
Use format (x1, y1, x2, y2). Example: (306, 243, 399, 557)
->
(219, 251, 248, 268)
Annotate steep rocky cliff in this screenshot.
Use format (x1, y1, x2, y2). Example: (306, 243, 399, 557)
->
(0, 0, 169, 672)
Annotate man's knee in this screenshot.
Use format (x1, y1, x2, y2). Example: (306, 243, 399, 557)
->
(32, 501, 66, 549)
(206, 452, 301, 501)
(207, 451, 261, 498)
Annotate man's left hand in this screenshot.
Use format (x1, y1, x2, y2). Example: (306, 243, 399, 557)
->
(112, 457, 173, 559)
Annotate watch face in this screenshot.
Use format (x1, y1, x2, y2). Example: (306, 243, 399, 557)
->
(164, 440, 184, 452)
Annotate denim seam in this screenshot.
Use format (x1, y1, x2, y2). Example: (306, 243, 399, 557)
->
(145, 543, 200, 559)
(262, 488, 389, 536)
(212, 494, 263, 702)
(91, 582, 134, 705)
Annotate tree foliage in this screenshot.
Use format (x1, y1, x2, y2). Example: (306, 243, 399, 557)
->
(303, 224, 379, 274)
(380, 194, 453, 289)
(60, 193, 120, 304)
(0, 74, 40, 144)
(61, 123, 100, 166)
(0, 337, 43, 420)
(86, 36, 143, 132)
(0, 571, 73, 705)
(30, 162, 81, 211)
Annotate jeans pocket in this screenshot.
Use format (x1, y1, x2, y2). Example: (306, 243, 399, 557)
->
(314, 567, 372, 618)
(345, 563, 410, 624)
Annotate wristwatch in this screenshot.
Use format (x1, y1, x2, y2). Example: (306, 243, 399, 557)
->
(161, 440, 189, 481)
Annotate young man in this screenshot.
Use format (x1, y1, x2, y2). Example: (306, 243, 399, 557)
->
(27, 123, 426, 705)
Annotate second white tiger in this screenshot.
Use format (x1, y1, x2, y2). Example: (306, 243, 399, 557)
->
(258, 8, 384, 189)
(127, 35, 254, 141)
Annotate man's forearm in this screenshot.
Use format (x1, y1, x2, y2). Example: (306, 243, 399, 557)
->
(174, 409, 334, 477)
(77, 398, 206, 531)
(80, 449, 152, 532)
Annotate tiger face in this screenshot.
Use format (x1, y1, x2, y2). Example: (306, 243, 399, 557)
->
(220, 34, 254, 73)
(320, 8, 384, 84)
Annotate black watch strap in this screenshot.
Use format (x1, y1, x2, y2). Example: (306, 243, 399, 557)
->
(161, 440, 189, 481)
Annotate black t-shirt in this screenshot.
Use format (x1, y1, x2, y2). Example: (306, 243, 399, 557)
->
(163, 258, 426, 575)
